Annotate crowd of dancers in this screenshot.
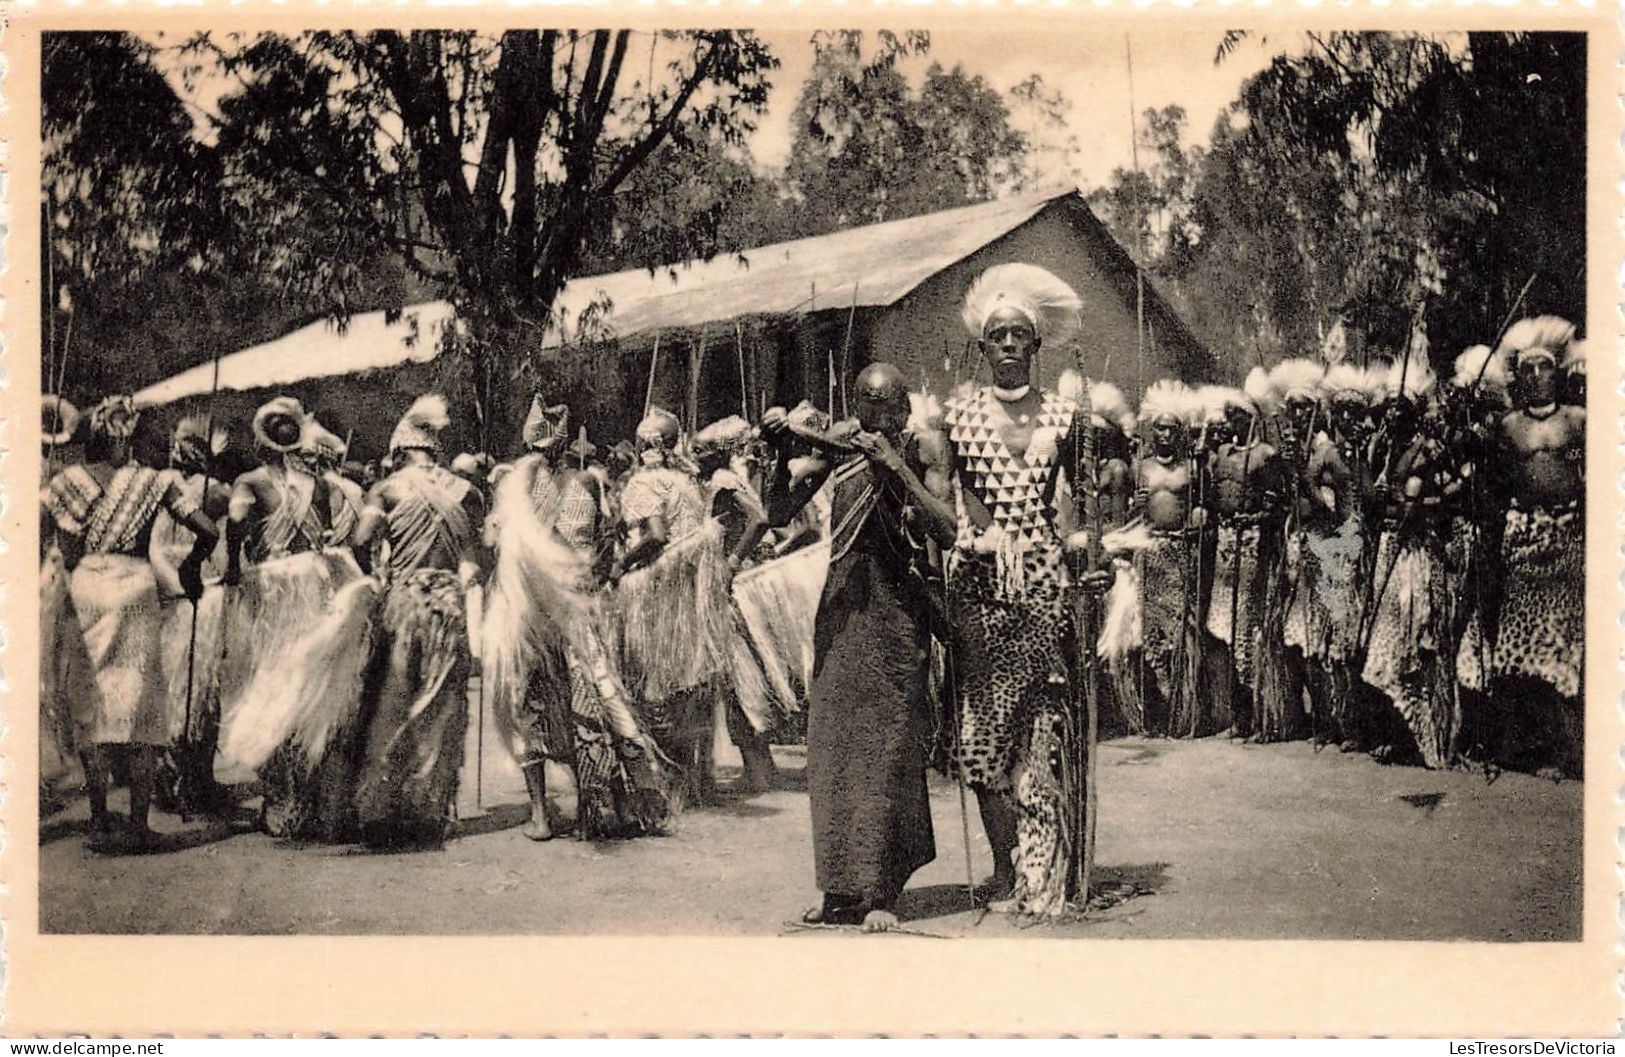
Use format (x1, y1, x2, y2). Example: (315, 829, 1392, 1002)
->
(38, 263, 1585, 927)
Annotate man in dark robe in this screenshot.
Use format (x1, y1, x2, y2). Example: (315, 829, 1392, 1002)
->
(765, 363, 956, 932)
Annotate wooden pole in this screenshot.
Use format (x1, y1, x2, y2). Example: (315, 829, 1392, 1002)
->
(736, 321, 750, 421)
(644, 331, 662, 417)
(839, 283, 859, 419)
(689, 326, 709, 434)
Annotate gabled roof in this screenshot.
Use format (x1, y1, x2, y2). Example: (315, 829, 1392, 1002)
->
(543, 189, 1070, 346)
(134, 188, 1167, 406)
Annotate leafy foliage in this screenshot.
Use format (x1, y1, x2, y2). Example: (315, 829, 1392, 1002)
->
(1088, 31, 1586, 373)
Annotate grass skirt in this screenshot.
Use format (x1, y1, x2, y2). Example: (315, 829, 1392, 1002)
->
(617, 522, 734, 700)
(733, 539, 828, 717)
(355, 569, 469, 845)
(215, 550, 364, 780)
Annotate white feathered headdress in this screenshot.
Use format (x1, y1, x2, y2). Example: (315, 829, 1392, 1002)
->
(961, 263, 1083, 349)
(1562, 337, 1586, 375)
(1498, 315, 1575, 366)
(1194, 385, 1234, 425)
(253, 396, 310, 454)
(1140, 379, 1196, 426)
(1385, 352, 1436, 401)
(1451, 344, 1508, 391)
(388, 394, 451, 455)
(1321, 363, 1374, 403)
(1270, 358, 1325, 402)
(1242, 366, 1275, 414)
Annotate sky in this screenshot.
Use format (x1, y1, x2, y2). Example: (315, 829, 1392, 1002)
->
(152, 28, 1282, 196)
(743, 28, 1280, 192)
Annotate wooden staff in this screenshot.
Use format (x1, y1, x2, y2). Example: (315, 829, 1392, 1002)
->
(735, 321, 750, 421)
(644, 331, 662, 417)
(1067, 356, 1103, 910)
(178, 338, 226, 822)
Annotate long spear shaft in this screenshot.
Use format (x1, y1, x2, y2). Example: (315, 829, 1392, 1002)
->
(1471, 271, 1539, 390)
(644, 332, 662, 417)
(1068, 366, 1102, 908)
(180, 344, 226, 821)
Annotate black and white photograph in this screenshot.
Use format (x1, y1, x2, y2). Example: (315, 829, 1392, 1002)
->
(30, 19, 1594, 962)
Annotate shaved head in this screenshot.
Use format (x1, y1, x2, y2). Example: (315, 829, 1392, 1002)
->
(854, 362, 910, 437)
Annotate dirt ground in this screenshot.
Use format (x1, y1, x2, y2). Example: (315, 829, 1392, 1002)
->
(39, 685, 1581, 940)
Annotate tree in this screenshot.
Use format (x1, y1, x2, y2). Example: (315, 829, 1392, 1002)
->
(779, 32, 1041, 236)
(42, 32, 220, 398)
(183, 29, 779, 438)
(1091, 31, 1586, 374)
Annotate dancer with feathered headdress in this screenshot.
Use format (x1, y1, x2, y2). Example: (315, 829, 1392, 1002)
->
(694, 413, 786, 792)
(484, 396, 671, 841)
(42, 396, 220, 853)
(615, 405, 738, 808)
(936, 263, 1113, 919)
(310, 393, 487, 848)
(1358, 348, 1460, 769)
(1123, 379, 1206, 738)
(216, 395, 368, 840)
(1203, 371, 1289, 742)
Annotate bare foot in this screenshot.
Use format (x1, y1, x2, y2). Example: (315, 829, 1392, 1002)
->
(985, 895, 1022, 915)
(803, 895, 864, 925)
(862, 909, 900, 933)
(521, 806, 554, 842)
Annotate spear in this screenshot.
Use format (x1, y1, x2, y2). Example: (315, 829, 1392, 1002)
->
(179, 342, 226, 821)
(1471, 271, 1539, 390)
(735, 321, 750, 421)
(644, 331, 662, 417)
(1067, 356, 1103, 909)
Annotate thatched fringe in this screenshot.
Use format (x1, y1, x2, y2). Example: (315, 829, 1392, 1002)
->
(732, 539, 829, 712)
(617, 521, 734, 700)
(218, 576, 381, 775)
(215, 551, 362, 780)
(287, 578, 384, 765)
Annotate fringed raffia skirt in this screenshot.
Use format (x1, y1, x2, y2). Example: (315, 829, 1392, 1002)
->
(67, 555, 168, 747)
(617, 525, 734, 797)
(355, 569, 470, 846)
(1458, 506, 1583, 702)
(732, 538, 829, 724)
(215, 549, 365, 781)
(1361, 532, 1456, 768)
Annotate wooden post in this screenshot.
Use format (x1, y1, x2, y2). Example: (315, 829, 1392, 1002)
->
(688, 325, 709, 434)
(644, 331, 662, 417)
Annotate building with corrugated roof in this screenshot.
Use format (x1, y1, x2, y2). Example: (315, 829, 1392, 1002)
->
(136, 189, 1212, 458)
